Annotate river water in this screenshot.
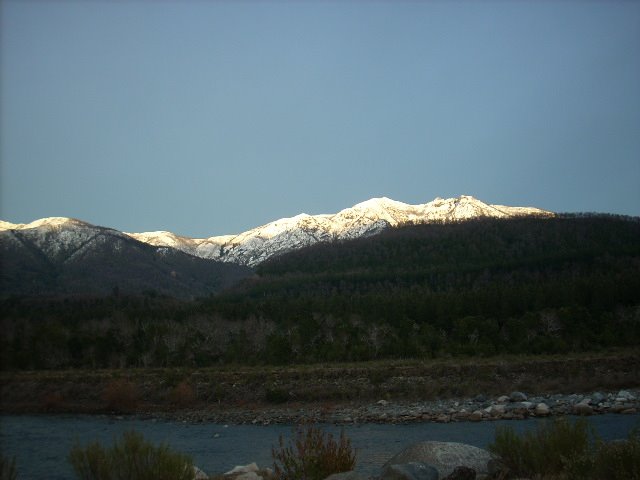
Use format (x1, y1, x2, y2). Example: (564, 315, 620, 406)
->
(1, 414, 638, 479)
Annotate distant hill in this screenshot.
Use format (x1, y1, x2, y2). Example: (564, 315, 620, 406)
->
(0, 217, 252, 299)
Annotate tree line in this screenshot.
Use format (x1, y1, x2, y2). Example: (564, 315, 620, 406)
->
(1, 214, 639, 369)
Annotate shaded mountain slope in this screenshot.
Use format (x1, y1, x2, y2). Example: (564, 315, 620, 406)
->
(0, 218, 252, 299)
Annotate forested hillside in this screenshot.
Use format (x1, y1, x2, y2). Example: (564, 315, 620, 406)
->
(208, 215, 640, 362)
(2, 215, 639, 369)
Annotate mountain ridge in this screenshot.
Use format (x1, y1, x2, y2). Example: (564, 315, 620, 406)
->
(0, 217, 252, 298)
(127, 195, 554, 266)
(1, 195, 553, 267)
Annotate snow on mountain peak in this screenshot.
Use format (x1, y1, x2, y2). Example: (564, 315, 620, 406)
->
(1, 196, 553, 268)
(0, 217, 81, 231)
(353, 196, 404, 209)
(0, 216, 132, 264)
(123, 194, 552, 267)
(127, 230, 184, 246)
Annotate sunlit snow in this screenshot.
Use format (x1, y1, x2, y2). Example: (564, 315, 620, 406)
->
(127, 195, 553, 267)
(1, 196, 552, 268)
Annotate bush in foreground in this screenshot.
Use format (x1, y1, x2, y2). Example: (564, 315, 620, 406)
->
(0, 454, 18, 480)
(272, 425, 356, 480)
(68, 430, 194, 480)
(489, 418, 640, 479)
(566, 429, 640, 480)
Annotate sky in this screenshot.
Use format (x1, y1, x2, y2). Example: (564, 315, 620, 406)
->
(2, 1, 639, 238)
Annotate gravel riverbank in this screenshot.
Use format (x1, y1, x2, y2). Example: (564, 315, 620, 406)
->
(3, 352, 638, 423)
(146, 388, 640, 425)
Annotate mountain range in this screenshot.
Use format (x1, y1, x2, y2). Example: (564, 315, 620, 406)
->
(0, 195, 552, 297)
(127, 195, 553, 266)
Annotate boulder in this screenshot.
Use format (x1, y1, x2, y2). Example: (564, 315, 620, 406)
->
(455, 410, 470, 420)
(509, 391, 527, 402)
(490, 404, 506, 416)
(225, 463, 259, 476)
(380, 462, 439, 480)
(617, 390, 636, 402)
(534, 403, 550, 416)
(384, 441, 492, 478)
(193, 466, 208, 480)
(469, 410, 483, 422)
(505, 402, 529, 413)
(435, 414, 451, 423)
(496, 395, 510, 403)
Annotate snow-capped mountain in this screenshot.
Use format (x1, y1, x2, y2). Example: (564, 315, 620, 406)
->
(0, 217, 252, 298)
(1, 196, 553, 276)
(128, 195, 554, 267)
(1, 217, 133, 263)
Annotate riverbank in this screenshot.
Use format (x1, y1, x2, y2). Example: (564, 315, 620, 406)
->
(148, 388, 639, 425)
(139, 387, 639, 425)
(1, 350, 638, 424)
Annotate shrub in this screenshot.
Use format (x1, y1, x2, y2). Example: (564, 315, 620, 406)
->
(68, 430, 194, 480)
(265, 386, 290, 404)
(169, 381, 196, 408)
(489, 418, 640, 480)
(589, 431, 640, 480)
(489, 417, 592, 477)
(69, 441, 110, 480)
(102, 379, 138, 413)
(1, 454, 18, 480)
(565, 428, 640, 480)
(272, 425, 356, 480)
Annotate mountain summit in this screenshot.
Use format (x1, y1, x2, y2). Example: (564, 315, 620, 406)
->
(128, 195, 553, 266)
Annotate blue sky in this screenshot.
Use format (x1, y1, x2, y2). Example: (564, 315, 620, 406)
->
(2, 1, 639, 237)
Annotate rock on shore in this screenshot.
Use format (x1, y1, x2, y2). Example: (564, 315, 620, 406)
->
(217, 440, 495, 480)
(383, 441, 492, 478)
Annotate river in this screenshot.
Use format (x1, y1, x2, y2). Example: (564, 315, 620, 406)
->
(1, 414, 638, 479)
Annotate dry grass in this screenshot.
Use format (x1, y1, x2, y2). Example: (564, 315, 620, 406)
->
(102, 379, 139, 413)
(1, 349, 638, 414)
